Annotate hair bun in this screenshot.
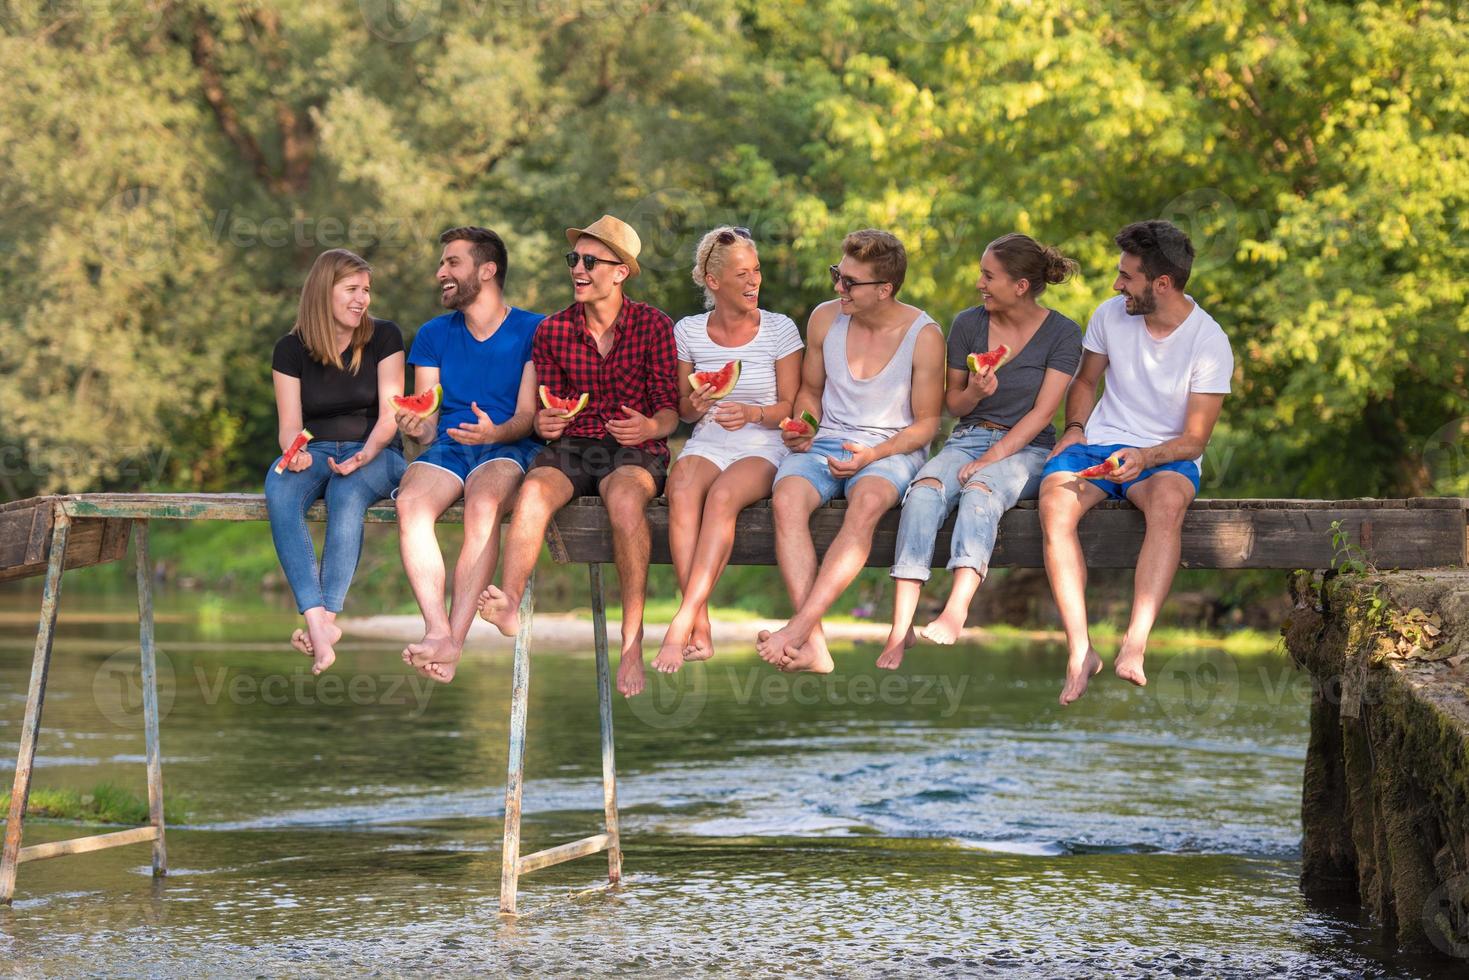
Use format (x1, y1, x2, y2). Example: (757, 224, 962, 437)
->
(1043, 246, 1079, 285)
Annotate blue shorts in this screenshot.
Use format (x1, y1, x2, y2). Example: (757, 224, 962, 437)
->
(774, 436, 924, 505)
(408, 438, 542, 484)
(1042, 442, 1200, 501)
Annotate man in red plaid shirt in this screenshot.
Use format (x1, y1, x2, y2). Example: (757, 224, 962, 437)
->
(473, 215, 679, 697)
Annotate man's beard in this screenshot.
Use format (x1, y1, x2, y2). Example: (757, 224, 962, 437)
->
(1125, 283, 1157, 316)
(441, 272, 481, 310)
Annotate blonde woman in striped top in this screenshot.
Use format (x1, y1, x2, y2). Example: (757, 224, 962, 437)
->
(652, 226, 804, 675)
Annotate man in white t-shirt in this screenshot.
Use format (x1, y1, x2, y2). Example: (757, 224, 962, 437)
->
(1039, 220, 1234, 706)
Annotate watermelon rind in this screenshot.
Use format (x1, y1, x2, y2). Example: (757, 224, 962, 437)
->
(538, 385, 590, 419)
(966, 346, 1012, 374)
(689, 360, 742, 400)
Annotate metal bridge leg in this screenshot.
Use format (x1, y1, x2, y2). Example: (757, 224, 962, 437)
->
(135, 521, 167, 877)
(0, 511, 70, 904)
(590, 563, 622, 883)
(499, 573, 536, 916)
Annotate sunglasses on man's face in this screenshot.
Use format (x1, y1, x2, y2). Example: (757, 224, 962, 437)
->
(565, 251, 624, 272)
(829, 265, 887, 292)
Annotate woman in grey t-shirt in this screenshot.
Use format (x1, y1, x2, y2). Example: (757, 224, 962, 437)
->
(878, 234, 1083, 669)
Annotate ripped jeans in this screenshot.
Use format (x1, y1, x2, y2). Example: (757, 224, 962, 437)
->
(890, 426, 1049, 582)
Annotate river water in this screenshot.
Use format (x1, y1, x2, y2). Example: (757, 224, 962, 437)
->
(0, 589, 1456, 977)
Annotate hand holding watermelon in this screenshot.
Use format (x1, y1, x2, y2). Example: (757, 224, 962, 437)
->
(779, 410, 820, 451)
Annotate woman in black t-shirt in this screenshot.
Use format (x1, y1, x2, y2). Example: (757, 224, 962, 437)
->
(265, 248, 407, 675)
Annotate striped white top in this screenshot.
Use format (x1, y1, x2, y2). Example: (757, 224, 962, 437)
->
(675, 308, 804, 452)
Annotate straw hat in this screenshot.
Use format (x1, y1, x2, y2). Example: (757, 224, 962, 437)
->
(565, 214, 642, 278)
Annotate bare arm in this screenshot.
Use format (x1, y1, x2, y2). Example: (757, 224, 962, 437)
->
(500, 361, 538, 443)
(395, 365, 440, 444)
(1062, 350, 1107, 431)
(1142, 392, 1225, 468)
(763, 349, 802, 429)
(792, 304, 834, 423)
(968, 367, 1074, 465)
(360, 351, 405, 460)
(273, 371, 305, 454)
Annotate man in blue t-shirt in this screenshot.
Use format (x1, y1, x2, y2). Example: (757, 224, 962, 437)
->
(393, 226, 544, 683)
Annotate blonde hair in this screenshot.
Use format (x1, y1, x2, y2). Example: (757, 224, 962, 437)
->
(691, 226, 757, 310)
(292, 249, 374, 373)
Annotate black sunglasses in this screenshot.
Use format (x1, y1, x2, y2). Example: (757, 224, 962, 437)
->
(565, 251, 625, 272)
(701, 226, 753, 280)
(829, 264, 887, 292)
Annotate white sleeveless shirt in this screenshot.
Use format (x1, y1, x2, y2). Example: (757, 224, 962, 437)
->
(818, 310, 940, 461)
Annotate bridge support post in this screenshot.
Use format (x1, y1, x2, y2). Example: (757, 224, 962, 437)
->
(135, 521, 168, 877)
(0, 511, 69, 904)
(498, 563, 623, 915)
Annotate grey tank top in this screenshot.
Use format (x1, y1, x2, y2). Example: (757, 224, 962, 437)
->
(818, 310, 940, 452)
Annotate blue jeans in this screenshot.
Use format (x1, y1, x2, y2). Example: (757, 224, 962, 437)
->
(890, 427, 1049, 582)
(264, 440, 405, 614)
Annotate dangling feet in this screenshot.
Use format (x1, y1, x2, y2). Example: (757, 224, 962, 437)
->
(299, 610, 342, 676)
(919, 607, 967, 645)
(683, 608, 714, 663)
(1060, 646, 1104, 706)
(476, 584, 521, 638)
(875, 627, 917, 670)
(652, 618, 690, 674)
(1114, 632, 1148, 687)
(617, 630, 647, 697)
(403, 633, 463, 684)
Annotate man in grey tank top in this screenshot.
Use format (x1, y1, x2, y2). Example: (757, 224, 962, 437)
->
(756, 230, 946, 673)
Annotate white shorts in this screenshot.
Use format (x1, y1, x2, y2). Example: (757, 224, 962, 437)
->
(676, 436, 789, 472)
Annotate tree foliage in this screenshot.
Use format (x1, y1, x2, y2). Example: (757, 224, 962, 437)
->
(1, 0, 1464, 498)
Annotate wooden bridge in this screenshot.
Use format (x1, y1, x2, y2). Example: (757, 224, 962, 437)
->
(2, 492, 1466, 911)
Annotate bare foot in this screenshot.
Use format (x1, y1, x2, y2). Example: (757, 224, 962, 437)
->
(617, 649, 646, 697)
(417, 651, 461, 684)
(291, 622, 342, 659)
(920, 608, 967, 645)
(1059, 647, 1104, 706)
(404, 632, 458, 668)
(1115, 634, 1148, 687)
(652, 625, 689, 674)
(477, 585, 520, 638)
(304, 619, 342, 676)
(875, 628, 917, 670)
(757, 623, 805, 667)
(778, 634, 835, 674)
(684, 612, 714, 663)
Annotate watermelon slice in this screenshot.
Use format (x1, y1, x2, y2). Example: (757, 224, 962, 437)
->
(967, 345, 1013, 373)
(778, 410, 821, 436)
(689, 360, 741, 400)
(274, 429, 313, 475)
(1076, 454, 1123, 480)
(538, 385, 590, 419)
(392, 384, 443, 418)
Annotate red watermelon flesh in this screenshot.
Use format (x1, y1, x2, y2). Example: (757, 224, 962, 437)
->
(967, 345, 1013, 373)
(778, 410, 820, 436)
(1076, 454, 1122, 479)
(689, 360, 742, 400)
(392, 384, 443, 417)
(538, 386, 590, 419)
(274, 428, 313, 474)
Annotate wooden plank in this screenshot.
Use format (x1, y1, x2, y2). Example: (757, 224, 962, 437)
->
(548, 501, 1469, 570)
(17, 826, 159, 864)
(517, 833, 611, 875)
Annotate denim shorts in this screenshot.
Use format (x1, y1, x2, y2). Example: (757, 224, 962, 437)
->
(773, 436, 925, 505)
(1042, 442, 1201, 501)
(409, 438, 542, 484)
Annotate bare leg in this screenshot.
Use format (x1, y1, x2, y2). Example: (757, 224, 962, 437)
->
(1115, 473, 1195, 687)
(653, 456, 720, 673)
(602, 467, 658, 697)
(657, 457, 775, 672)
(921, 567, 984, 645)
(759, 477, 898, 672)
(417, 461, 525, 683)
(395, 464, 465, 671)
(757, 476, 829, 670)
(478, 468, 574, 637)
(877, 578, 920, 670)
(1040, 472, 1108, 705)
